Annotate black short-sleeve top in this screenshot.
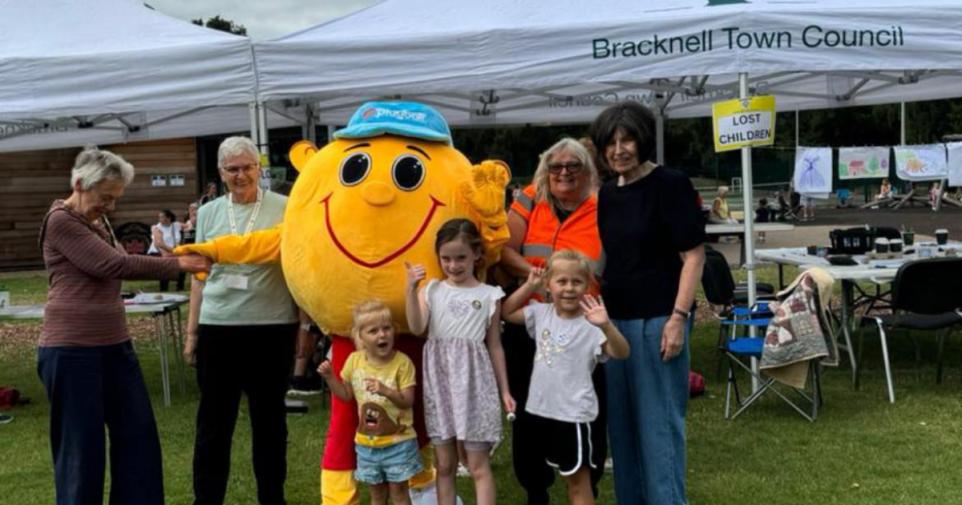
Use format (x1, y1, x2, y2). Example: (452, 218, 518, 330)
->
(597, 166, 705, 319)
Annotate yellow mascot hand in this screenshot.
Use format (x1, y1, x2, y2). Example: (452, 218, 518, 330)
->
(459, 160, 511, 267)
(173, 226, 284, 281)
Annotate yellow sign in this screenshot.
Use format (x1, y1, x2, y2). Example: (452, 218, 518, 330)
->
(712, 95, 776, 152)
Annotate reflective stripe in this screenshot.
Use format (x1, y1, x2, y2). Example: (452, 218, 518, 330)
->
(521, 243, 553, 259)
(523, 243, 603, 275)
(514, 192, 534, 212)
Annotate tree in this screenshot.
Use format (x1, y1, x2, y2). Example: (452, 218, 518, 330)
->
(191, 15, 247, 36)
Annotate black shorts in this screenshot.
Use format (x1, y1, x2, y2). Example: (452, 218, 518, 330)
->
(534, 414, 600, 476)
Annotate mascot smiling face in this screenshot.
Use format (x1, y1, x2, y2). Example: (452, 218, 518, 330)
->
(281, 102, 507, 336)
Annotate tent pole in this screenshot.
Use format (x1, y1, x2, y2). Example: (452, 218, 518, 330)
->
(305, 104, 317, 144)
(738, 72, 760, 392)
(900, 102, 906, 145)
(249, 101, 259, 146)
(739, 73, 756, 307)
(258, 101, 269, 158)
(795, 109, 799, 148)
(656, 109, 666, 166)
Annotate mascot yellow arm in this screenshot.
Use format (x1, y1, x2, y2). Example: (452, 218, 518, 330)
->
(174, 225, 283, 264)
(459, 160, 511, 268)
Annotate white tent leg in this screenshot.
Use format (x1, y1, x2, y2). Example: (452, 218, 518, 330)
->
(900, 101, 906, 145)
(656, 110, 665, 166)
(305, 105, 317, 144)
(249, 101, 259, 145)
(257, 101, 269, 159)
(738, 72, 760, 392)
(795, 109, 800, 148)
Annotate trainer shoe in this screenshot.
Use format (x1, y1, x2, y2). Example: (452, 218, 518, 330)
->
(288, 376, 322, 396)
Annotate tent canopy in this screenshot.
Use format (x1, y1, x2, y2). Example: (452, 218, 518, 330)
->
(0, 0, 262, 151)
(254, 0, 962, 125)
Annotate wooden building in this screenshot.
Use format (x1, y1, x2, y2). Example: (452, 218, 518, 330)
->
(0, 138, 199, 270)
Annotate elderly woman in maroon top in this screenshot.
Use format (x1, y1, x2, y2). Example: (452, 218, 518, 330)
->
(37, 146, 210, 505)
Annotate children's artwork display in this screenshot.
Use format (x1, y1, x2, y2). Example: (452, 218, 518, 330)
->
(948, 142, 962, 187)
(894, 144, 947, 181)
(793, 147, 833, 195)
(838, 147, 889, 180)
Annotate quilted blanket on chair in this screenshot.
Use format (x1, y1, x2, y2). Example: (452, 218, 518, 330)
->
(760, 268, 838, 388)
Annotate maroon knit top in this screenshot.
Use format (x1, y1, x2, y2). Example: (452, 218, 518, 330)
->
(40, 200, 181, 347)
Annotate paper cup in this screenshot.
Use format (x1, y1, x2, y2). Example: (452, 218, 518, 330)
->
(874, 237, 890, 254)
(935, 229, 949, 245)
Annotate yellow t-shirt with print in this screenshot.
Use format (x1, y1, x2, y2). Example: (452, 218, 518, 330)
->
(341, 350, 417, 448)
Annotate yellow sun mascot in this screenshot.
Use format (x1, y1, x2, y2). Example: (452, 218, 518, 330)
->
(177, 101, 509, 504)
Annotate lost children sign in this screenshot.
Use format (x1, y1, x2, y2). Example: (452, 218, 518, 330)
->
(711, 96, 776, 152)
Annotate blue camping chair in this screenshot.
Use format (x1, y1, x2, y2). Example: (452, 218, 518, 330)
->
(701, 248, 775, 380)
(707, 263, 828, 421)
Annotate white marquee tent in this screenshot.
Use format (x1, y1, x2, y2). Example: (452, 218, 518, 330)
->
(254, 0, 962, 312)
(255, 0, 962, 127)
(0, 0, 292, 153)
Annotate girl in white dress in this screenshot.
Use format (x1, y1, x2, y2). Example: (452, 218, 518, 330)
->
(405, 218, 515, 505)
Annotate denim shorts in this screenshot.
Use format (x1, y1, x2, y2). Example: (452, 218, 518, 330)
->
(355, 438, 423, 484)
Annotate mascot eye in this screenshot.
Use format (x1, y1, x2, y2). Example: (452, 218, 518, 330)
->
(339, 153, 371, 186)
(392, 155, 425, 191)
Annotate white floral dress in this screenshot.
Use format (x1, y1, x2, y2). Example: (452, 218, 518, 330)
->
(422, 280, 505, 444)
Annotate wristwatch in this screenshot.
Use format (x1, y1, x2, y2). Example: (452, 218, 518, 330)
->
(672, 307, 691, 320)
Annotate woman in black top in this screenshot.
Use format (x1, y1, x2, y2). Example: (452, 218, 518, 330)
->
(589, 102, 705, 505)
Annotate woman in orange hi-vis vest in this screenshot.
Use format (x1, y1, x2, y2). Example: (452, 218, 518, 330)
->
(499, 137, 608, 505)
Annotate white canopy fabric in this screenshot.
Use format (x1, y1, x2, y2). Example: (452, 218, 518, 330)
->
(255, 0, 962, 125)
(0, 0, 262, 152)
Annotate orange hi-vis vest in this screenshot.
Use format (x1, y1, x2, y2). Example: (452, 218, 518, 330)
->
(510, 185, 604, 280)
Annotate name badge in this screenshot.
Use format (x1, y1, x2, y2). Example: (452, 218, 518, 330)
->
(222, 273, 249, 291)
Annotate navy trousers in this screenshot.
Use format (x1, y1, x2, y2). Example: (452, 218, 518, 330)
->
(192, 323, 297, 505)
(37, 341, 164, 505)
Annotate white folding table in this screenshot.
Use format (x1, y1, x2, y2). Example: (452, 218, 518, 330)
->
(0, 294, 188, 407)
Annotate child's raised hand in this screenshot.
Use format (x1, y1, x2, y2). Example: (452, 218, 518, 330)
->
(580, 294, 610, 327)
(317, 360, 333, 379)
(363, 378, 387, 395)
(524, 267, 545, 288)
(404, 262, 426, 290)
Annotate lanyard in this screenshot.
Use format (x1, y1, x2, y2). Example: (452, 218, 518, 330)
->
(227, 188, 263, 235)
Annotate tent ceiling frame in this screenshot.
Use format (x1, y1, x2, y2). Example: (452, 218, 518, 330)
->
(265, 104, 308, 126)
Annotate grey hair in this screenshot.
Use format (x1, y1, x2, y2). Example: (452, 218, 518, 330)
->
(217, 136, 259, 168)
(533, 137, 599, 206)
(70, 146, 135, 190)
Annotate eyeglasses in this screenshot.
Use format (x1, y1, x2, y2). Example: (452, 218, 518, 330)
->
(221, 163, 259, 175)
(547, 161, 584, 174)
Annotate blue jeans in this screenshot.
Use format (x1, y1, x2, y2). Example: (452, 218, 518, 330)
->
(607, 316, 689, 505)
(37, 342, 164, 505)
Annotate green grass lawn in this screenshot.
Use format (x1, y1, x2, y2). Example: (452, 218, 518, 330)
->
(3, 268, 962, 504)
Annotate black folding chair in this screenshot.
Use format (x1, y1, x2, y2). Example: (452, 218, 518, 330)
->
(830, 226, 901, 314)
(857, 257, 962, 403)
